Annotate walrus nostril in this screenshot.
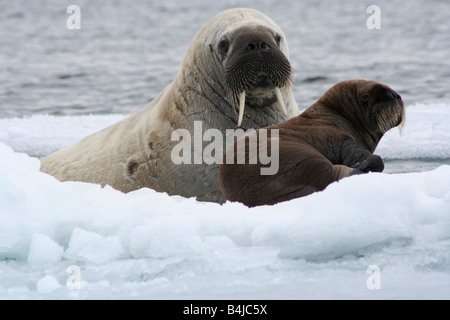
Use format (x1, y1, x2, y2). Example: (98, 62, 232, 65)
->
(246, 40, 270, 51)
(261, 42, 270, 50)
(247, 43, 256, 50)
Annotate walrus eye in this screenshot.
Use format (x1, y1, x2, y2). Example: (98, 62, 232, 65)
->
(360, 94, 369, 102)
(219, 38, 230, 53)
(275, 35, 281, 47)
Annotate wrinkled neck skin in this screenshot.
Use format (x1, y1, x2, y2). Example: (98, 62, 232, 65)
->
(299, 101, 382, 154)
(170, 9, 295, 132)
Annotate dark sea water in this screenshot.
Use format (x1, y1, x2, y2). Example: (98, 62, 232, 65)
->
(1, 0, 449, 118)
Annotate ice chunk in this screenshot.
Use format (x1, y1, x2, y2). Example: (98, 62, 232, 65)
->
(36, 275, 61, 294)
(27, 234, 64, 265)
(64, 228, 125, 264)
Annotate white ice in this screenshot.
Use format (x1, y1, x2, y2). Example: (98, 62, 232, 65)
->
(0, 103, 449, 299)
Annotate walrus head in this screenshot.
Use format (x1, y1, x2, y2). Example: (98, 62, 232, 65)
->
(186, 8, 295, 128)
(318, 80, 405, 149)
(219, 25, 292, 126)
(370, 83, 406, 134)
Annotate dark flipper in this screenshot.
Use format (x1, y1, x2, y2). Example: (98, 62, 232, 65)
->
(349, 154, 384, 175)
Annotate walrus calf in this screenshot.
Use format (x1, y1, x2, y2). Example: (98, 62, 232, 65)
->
(219, 80, 406, 207)
(40, 8, 298, 202)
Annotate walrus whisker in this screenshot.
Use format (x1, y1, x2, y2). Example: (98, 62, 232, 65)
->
(376, 102, 405, 134)
(275, 87, 287, 115)
(237, 91, 246, 127)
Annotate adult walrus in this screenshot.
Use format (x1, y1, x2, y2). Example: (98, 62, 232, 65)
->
(40, 8, 298, 202)
(219, 79, 406, 207)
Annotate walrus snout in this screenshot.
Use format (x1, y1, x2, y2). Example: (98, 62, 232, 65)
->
(389, 89, 402, 101)
(374, 87, 406, 133)
(380, 87, 402, 103)
(253, 74, 274, 88)
(224, 31, 291, 94)
(224, 27, 291, 126)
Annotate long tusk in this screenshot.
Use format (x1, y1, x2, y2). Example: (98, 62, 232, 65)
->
(398, 107, 406, 136)
(237, 91, 246, 127)
(275, 87, 287, 115)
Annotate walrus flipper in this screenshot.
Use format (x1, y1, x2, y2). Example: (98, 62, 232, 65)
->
(336, 139, 384, 175)
(349, 154, 384, 175)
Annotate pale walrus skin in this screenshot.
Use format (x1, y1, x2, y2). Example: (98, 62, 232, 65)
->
(40, 8, 299, 202)
(219, 80, 406, 207)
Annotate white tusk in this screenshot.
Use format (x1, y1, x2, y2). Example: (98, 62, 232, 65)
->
(237, 91, 246, 127)
(275, 87, 287, 115)
(398, 107, 406, 136)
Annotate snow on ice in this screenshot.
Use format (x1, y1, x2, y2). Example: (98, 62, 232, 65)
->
(0, 103, 449, 299)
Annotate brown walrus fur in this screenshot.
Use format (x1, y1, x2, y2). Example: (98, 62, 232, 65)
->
(219, 79, 406, 207)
